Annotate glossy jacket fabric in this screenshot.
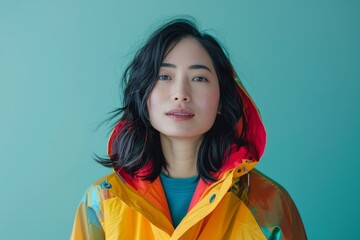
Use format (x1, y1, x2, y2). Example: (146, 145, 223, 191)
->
(71, 77, 307, 239)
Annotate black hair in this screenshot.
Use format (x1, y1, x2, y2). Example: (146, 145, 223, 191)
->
(96, 18, 247, 182)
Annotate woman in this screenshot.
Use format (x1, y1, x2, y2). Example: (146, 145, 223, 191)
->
(71, 19, 307, 239)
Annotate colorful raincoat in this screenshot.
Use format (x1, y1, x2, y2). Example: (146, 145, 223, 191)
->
(71, 77, 307, 239)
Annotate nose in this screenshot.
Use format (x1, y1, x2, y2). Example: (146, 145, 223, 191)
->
(172, 79, 191, 102)
(173, 95, 189, 101)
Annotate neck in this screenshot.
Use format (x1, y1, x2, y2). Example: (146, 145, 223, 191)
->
(160, 134, 203, 178)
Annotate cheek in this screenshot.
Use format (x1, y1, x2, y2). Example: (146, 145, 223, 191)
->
(147, 89, 160, 110)
(204, 90, 220, 113)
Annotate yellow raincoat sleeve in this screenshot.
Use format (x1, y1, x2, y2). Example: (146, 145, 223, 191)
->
(249, 170, 307, 240)
(70, 185, 105, 240)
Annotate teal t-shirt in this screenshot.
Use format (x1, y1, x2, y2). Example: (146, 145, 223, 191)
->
(160, 172, 199, 228)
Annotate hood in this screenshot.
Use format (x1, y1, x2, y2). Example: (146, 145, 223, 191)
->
(107, 74, 266, 182)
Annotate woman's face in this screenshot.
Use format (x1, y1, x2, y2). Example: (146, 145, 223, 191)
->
(147, 37, 220, 141)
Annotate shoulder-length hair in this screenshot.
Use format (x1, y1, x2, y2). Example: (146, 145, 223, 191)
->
(97, 18, 247, 182)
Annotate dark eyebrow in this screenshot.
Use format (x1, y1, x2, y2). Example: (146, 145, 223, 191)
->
(188, 64, 211, 72)
(160, 63, 176, 68)
(160, 62, 211, 72)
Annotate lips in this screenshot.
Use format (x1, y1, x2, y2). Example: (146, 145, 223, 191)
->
(166, 109, 194, 120)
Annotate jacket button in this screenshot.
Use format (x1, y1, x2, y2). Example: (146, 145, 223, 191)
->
(209, 194, 216, 203)
(101, 180, 112, 189)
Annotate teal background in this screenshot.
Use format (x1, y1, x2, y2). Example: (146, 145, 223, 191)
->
(1, 0, 359, 239)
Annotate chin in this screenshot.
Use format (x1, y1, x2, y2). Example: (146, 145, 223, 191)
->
(159, 130, 207, 140)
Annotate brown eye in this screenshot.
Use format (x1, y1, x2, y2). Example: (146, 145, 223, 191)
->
(157, 75, 171, 80)
(193, 76, 207, 82)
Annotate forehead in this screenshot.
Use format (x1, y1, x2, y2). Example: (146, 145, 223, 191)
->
(163, 37, 214, 69)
